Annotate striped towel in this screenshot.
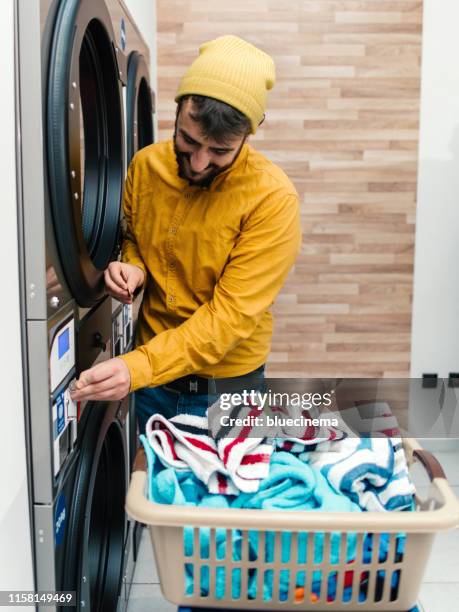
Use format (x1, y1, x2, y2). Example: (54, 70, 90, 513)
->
(145, 397, 412, 502)
(302, 436, 415, 512)
(146, 412, 273, 495)
(145, 401, 344, 495)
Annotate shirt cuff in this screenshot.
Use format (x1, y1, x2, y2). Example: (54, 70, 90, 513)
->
(119, 349, 153, 392)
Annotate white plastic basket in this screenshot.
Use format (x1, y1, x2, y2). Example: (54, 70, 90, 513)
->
(126, 438, 459, 610)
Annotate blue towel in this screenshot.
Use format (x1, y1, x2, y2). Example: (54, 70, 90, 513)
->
(140, 438, 367, 599)
(141, 437, 408, 601)
(230, 452, 361, 599)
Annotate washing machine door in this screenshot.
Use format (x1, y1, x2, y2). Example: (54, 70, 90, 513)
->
(62, 401, 126, 611)
(126, 51, 154, 164)
(47, 0, 124, 307)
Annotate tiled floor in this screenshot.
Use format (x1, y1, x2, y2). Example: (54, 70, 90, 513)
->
(127, 452, 459, 612)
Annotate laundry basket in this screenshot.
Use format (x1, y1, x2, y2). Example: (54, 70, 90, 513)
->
(126, 438, 459, 610)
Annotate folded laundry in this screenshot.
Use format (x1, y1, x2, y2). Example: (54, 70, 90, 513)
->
(145, 412, 272, 495)
(144, 392, 415, 507)
(230, 451, 359, 513)
(301, 436, 415, 512)
(145, 408, 343, 495)
(142, 395, 414, 601)
(140, 436, 408, 603)
(231, 452, 362, 601)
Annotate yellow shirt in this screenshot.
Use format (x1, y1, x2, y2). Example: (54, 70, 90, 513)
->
(119, 139, 301, 391)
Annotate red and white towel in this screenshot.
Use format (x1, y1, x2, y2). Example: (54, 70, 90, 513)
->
(146, 411, 272, 495)
(146, 399, 346, 495)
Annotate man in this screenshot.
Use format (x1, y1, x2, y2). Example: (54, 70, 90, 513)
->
(70, 35, 301, 431)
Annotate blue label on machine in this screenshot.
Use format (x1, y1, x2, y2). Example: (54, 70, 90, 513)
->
(56, 391, 66, 436)
(54, 492, 66, 547)
(120, 18, 126, 50)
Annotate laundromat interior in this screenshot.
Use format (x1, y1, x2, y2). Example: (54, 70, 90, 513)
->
(1, 1, 459, 611)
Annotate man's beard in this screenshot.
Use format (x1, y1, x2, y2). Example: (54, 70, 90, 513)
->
(173, 144, 222, 188)
(173, 128, 246, 188)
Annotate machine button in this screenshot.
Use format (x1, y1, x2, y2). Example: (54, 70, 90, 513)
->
(93, 332, 107, 352)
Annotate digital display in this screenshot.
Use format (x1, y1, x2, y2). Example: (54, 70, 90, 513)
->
(58, 328, 70, 359)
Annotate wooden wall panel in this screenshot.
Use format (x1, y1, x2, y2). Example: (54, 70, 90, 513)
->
(157, 0, 422, 378)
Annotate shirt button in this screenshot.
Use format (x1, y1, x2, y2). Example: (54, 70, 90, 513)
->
(169, 262, 175, 270)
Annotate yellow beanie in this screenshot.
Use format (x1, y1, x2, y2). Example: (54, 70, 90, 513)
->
(175, 35, 275, 134)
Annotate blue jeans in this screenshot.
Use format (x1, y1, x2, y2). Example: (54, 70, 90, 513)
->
(134, 365, 265, 434)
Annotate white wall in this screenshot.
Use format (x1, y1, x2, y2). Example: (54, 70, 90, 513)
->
(411, 0, 459, 378)
(123, 0, 157, 87)
(123, 0, 158, 137)
(0, 0, 35, 606)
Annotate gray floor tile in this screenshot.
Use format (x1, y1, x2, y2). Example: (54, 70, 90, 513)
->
(410, 485, 459, 584)
(411, 450, 459, 486)
(411, 462, 434, 490)
(410, 450, 459, 492)
(132, 527, 159, 584)
(126, 584, 176, 612)
(423, 526, 459, 583)
(419, 582, 459, 612)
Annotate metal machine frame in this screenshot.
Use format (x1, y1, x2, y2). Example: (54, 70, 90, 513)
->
(15, 0, 155, 609)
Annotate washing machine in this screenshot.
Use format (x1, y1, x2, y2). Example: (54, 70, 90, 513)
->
(31, 297, 130, 612)
(15, 0, 154, 610)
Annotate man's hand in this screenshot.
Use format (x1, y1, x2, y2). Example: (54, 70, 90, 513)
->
(105, 261, 145, 304)
(69, 358, 131, 402)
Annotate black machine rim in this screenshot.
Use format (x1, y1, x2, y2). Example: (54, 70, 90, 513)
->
(47, 0, 124, 306)
(62, 403, 126, 611)
(87, 421, 126, 610)
(126, 51, 154, 164)
(128, 394, 137, 471)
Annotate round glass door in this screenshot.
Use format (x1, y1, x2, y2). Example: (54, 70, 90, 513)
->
(126, 51, 154, 164)
(47, 0, 124, 307)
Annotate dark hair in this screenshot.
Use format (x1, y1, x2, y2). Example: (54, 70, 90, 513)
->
(177, 95, 251, 145)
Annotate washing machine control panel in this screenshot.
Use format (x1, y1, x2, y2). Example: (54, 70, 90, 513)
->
(49, 316, 77, 477)
(112, 302, 133, 356)
(123, 303, 133, 350)
(50, 317, 75, 392)
(51, 386, 77, 477)
(112, 309, 124, 357)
